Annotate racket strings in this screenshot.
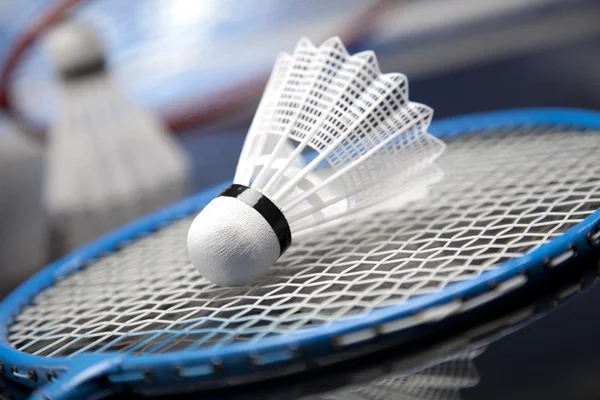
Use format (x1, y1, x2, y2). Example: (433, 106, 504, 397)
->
(7, 126, 600, 358)
(312, 350, 481, 400)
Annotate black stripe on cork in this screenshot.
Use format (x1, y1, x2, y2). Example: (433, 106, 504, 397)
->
(219, 184, 292, 255)
(61, 58, 107, 80)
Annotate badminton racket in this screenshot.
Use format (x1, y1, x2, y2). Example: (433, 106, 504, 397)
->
(0, 108, 599, 400)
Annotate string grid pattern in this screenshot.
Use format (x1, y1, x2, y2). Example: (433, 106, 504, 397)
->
(8, 126, 600, 358)
(312, 350, 481, 400)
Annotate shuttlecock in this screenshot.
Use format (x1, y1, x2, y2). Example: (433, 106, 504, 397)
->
(43, 21, 190, 255)
(188, 37, 445, 286)
(0, 114, 47, 291)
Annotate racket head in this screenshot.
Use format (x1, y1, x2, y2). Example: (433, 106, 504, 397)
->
(1, 108, 600, 398)
(190, 255, 599, 400)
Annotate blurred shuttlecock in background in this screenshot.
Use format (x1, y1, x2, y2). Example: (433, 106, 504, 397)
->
(188, 37, 445, 287)
(43, 21, 191, 256)
(0, 115, 47, 293)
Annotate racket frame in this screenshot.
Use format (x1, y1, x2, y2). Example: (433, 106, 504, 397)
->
(0, 108, 599, 398)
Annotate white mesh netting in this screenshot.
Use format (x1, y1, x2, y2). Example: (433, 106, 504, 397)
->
(7, 125, 600, 358)
(234, 38, 445, 235)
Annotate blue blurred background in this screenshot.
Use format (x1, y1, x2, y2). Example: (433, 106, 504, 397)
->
(2, 0, 600, 398)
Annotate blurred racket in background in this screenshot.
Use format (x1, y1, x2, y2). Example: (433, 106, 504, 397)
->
(2, 0, 600, 137)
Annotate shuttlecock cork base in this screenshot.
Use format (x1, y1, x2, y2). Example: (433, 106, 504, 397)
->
(45, 21, 107, 80)
(187, 185, 291, 287)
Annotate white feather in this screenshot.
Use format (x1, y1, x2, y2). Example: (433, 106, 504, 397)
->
(234, 37, 445, 236)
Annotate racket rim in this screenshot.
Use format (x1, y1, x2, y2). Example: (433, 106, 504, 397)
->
(161, 256, 600, 400)
(0, 107, 600, 391)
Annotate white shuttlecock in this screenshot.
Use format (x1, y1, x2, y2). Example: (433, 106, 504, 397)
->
(0, 114, 47, 290)
(44, 21, 190, 255)
(188, 37, 445, 286)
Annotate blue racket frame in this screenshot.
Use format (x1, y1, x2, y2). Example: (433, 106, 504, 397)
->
(1, 108, 600, 399)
